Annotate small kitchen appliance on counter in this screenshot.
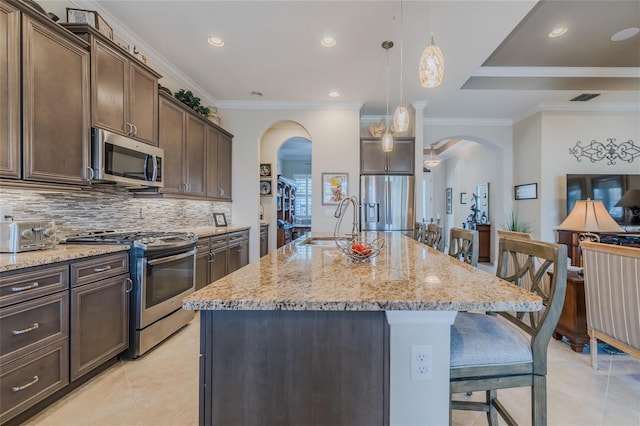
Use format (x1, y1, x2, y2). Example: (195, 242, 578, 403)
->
(65, 230, 197, 358)
(0, 220, 56, 253)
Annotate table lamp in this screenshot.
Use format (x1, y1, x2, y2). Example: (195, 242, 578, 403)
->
(615, 189, 640, 225)
(558, 198, 623, 243)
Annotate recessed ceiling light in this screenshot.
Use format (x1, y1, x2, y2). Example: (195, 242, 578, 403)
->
(328, 91, 340, 98)
(611, 27, 640, 41)
(250, 91, 263, 97)
(548, 27, 567, 38)
(320, 36, 336, 48)
(207, 37, 224, 47)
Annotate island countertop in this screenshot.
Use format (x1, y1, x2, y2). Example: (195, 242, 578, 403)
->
(183, 232, 542, 312)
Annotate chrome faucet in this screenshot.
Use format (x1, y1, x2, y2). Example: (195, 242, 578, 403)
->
(333, 196, 359, 239)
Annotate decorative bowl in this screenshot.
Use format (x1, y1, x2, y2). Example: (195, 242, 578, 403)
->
(335, 238, 385, 263)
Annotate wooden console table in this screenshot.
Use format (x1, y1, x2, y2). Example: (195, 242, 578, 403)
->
(552, 271, 588, 352)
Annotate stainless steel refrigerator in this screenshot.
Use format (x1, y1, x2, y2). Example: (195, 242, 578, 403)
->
(360, 175, 415, 231)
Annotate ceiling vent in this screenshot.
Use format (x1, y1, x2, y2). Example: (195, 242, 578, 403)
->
(570, 93, 600, 102)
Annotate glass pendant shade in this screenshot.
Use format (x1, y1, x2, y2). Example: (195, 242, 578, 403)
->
(423, 144, 441, 168)
(382, 132, 394, 153)
(419, 36, 444, 88)
(393, 105, 410, 133)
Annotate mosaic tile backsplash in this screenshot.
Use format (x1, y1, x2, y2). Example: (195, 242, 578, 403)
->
(0, 186, 232, 238)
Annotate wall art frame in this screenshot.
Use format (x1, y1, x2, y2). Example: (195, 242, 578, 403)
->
(213, 212, 227, 227)
(322, 173, 348, 205)
(446, 187, 452, 214)
(514, 183, 538, 200)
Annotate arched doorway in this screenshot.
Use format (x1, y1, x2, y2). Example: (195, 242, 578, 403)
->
(259, 121, 312, 250)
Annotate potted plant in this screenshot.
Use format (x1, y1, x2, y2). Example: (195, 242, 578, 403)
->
(503, 209, 532, 233)
(174, 89, 211, 118)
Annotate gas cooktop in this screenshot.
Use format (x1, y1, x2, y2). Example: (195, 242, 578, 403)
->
(64, 230, 197, 250)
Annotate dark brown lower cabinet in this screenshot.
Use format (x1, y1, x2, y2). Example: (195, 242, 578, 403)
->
(199, 310, 389, 426)
(210, 244, 227, 283)
(70, 271, 130, 381)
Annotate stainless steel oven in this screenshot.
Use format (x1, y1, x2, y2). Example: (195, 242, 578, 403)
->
(65, 231, 197, 358)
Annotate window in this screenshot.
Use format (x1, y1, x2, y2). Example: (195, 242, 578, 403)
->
(294, 173, 312, 223)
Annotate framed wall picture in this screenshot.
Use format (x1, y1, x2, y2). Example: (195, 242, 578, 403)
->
(475, 182, 489, 223)
(213, 212, 227, 227)
(460, 192, 467, 204)
(515, 183, 538, 200)
(322, 173, 348, 205)
(260, 180, 272, 196)
(259, 163, 272, 178)
(446, 187, 452, 214)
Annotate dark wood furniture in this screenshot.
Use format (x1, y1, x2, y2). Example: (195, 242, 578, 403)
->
(556, 230, 640, 266)
(199, 310, 389, 425)
(0, 1, 20, 180)
(552, 271, 589, 352)
(63, 24, 160, 146)
(0, 251, 129, 424)
(360, 137, 415, 174)
(156, 93, 234, 200)
(476, 224, 491, 263)
(260, 224, 269, 257)
(277, 176, 296, 248)
(195, 231, 250, 291)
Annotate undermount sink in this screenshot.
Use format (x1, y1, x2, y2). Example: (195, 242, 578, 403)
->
(299, 236, 350, 246)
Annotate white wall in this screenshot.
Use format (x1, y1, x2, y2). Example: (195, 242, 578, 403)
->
(222, 107, 361, 259)
(423, 121, 513, 262)
(537, 110, 640, 242)
(513, 113, 543, 238)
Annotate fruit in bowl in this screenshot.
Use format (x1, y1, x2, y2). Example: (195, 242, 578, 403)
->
(350, 242, 372, 257)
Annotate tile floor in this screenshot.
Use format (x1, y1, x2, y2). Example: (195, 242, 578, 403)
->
(24, 312, 640, 426)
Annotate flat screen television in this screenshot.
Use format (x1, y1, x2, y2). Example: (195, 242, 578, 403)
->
(566, 174, 640, 226)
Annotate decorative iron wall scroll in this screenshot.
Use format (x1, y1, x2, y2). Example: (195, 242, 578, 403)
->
(569, 138, 639, 165)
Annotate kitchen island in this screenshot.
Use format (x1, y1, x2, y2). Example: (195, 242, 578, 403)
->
(183, 232, 542, 426)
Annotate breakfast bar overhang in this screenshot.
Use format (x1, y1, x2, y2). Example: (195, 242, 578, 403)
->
(183, 232, 542, 426)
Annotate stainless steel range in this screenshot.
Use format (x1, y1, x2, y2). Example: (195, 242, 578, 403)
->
(65, 230, 197, 358)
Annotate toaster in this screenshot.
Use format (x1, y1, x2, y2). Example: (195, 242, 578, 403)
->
(0, 220, 57, 253)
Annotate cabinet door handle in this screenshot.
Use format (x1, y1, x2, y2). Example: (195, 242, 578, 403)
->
(93, 265, 112, 272)
(124, 123, 132, 135)
(12, 376, 39, 392)
(125, 278, 133, 293)
(12, 323, 39, 335)
(86, 167, 94, 181)
(132, 124, 138, 136)
(11, 282, 39, 292)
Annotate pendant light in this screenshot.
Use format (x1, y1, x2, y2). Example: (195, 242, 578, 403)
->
(382, 41, 394, 153)
(423, 144, 442, 168)
(418, 1, 444, 88)
(393, 0, 409, 133)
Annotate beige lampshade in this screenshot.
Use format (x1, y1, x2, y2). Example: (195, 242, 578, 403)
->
(557, 199, 623, 232)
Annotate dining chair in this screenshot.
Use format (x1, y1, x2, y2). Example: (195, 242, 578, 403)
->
(447, 227, 479, 267)
(450, 238, 568, 426)
(424, 224, 443, 251)
(413, 222, 426, 243)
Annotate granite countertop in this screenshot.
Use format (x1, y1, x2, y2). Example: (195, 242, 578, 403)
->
(0, 244, 129, 273)
(183, 232, 542, 312)
(183, 225, 250, 239)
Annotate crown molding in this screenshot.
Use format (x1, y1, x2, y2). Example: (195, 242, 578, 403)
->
(423, 117, 513, 127)
(215, 100, 363, 110)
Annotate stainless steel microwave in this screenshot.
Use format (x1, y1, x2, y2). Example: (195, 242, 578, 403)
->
(91, 128, 164, 187)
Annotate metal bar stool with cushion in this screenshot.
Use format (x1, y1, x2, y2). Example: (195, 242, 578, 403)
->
(424, 223, 443, 251)
(450, 238, 568, 426)
(448, 227, 479, 267)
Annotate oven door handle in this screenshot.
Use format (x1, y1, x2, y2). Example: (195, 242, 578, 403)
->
(147, 249, 196, 266)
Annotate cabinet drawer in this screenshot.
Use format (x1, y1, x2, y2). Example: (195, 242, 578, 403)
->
(0, 264, 68, 308)
(210, 235, 228, 248)
(228, 230, 249, 244)
(196, 238, 210, 253)
(0, 339, 69, 424)
(71, 252, 129, 287)
(0, 292, 69, 366)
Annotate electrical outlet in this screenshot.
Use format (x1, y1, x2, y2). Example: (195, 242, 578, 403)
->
(411, 345, 433, 381)
(0, 206, 13, 221)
